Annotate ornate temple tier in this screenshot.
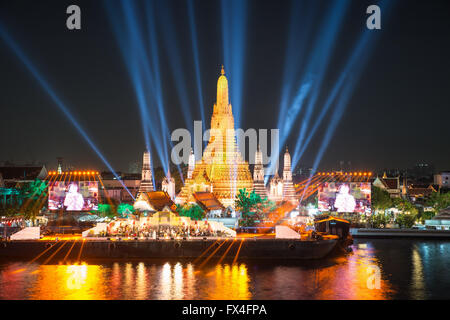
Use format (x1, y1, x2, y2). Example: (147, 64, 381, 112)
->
(253, 145, 269, 199)
(176, 67, 253, 208)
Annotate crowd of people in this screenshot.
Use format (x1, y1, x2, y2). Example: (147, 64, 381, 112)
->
(92, 221, 225, 239)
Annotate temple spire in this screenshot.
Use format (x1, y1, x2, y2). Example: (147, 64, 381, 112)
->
(216, 65, 230, 113)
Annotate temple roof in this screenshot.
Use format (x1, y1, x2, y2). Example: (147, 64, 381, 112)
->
(145, 191, 177, 212)
(193, 191, 225, 212)
(374, 177, 400, 190)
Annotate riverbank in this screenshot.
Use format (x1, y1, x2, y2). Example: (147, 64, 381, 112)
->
(351, 228, 450, 239)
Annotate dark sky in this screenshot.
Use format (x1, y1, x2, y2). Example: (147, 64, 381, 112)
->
(0, 0, 449, 173)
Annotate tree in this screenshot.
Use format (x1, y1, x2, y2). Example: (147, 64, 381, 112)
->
(176, 204, 205, 221)
(418, 209, 435, 223)
(395, 213, 417, 228)
(97, 204, 115, 218)
(393, 197, 418, 215)
(367, 212, 391, 228)
(0, 206, 18, 217)
(18, 179, 48, 204)
(117, 203, 135, 218)
(426, 192, 450, 214)
(235, 188, 271, 227)
(371, 186, 393, 214)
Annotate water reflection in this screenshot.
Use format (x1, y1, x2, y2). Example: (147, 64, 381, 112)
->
(0, 239, 449, 300)
(29, 264, 106, 300)
(207, 264, 250, 300)
(411, 245, 425, 299)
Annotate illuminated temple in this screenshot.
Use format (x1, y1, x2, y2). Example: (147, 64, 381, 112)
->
(176, 66, 253, 208)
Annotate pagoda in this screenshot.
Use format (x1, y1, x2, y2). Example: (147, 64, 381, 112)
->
(252, 145, 268, 199)
(134, 150, 154, 211)
(138, 150, 154, 194)
(176, 66, 253, 208)
(268, 147, 298, 204)
(282, 147, 298, 204)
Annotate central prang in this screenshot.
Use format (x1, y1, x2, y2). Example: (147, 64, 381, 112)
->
(176, 66, 253, 209)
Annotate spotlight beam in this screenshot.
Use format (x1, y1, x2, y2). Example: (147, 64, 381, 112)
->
(273, 0, 349, 175)
(221, 0, 248, 131)
(155, 1, 194, 133)
(303, 0, 396, 188)
(105, 1, 171, 174)
(0, 24, 134, 199)
(291, 0, 350, 167)
(187, 0, 206, 125)
(277, 0, 318, 126)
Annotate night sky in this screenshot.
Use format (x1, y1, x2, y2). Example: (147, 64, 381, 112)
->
(0, 0, 449, 173)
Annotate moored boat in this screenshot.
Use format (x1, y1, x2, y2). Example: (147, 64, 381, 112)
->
(0, 237, 337, 261)
(314, 216, 353, 253)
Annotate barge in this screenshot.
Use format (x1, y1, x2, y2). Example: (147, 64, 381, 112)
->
(0, 238, 337, 261)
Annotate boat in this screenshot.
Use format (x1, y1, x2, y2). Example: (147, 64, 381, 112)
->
(0, 237, 337, 261)
(314, 216, 353, 253)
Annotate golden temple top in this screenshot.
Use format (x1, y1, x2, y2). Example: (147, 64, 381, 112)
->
(217, 65, 229, 109)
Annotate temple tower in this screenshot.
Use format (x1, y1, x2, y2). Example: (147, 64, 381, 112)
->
(176, 66, 253, 208)
(139, 150, 154, 194)
(253, 145, 268, 199)
(187, 148, 195, 179)
(282, 147, 297, 204)
(162, 171, 176, 200)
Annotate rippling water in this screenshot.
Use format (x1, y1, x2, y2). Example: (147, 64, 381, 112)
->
(0, 239, 449, 300)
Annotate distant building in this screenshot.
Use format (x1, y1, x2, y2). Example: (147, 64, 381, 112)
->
(100, 172, 141, 203)
(425, 207, 450, 230)
(373, 175, 401, 198)
(407, 184, 437, 202)
(0, 165, 48, 207)
(434, 172, 450, 188)
(0, 165, 48, 183)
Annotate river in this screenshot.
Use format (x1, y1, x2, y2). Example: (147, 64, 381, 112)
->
(0, 239, 449, 300)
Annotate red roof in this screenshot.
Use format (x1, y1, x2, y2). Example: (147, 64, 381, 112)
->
(193, 192, 224, 212)
(381, 178, 399, 190)
(145, 191, 177, 212)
